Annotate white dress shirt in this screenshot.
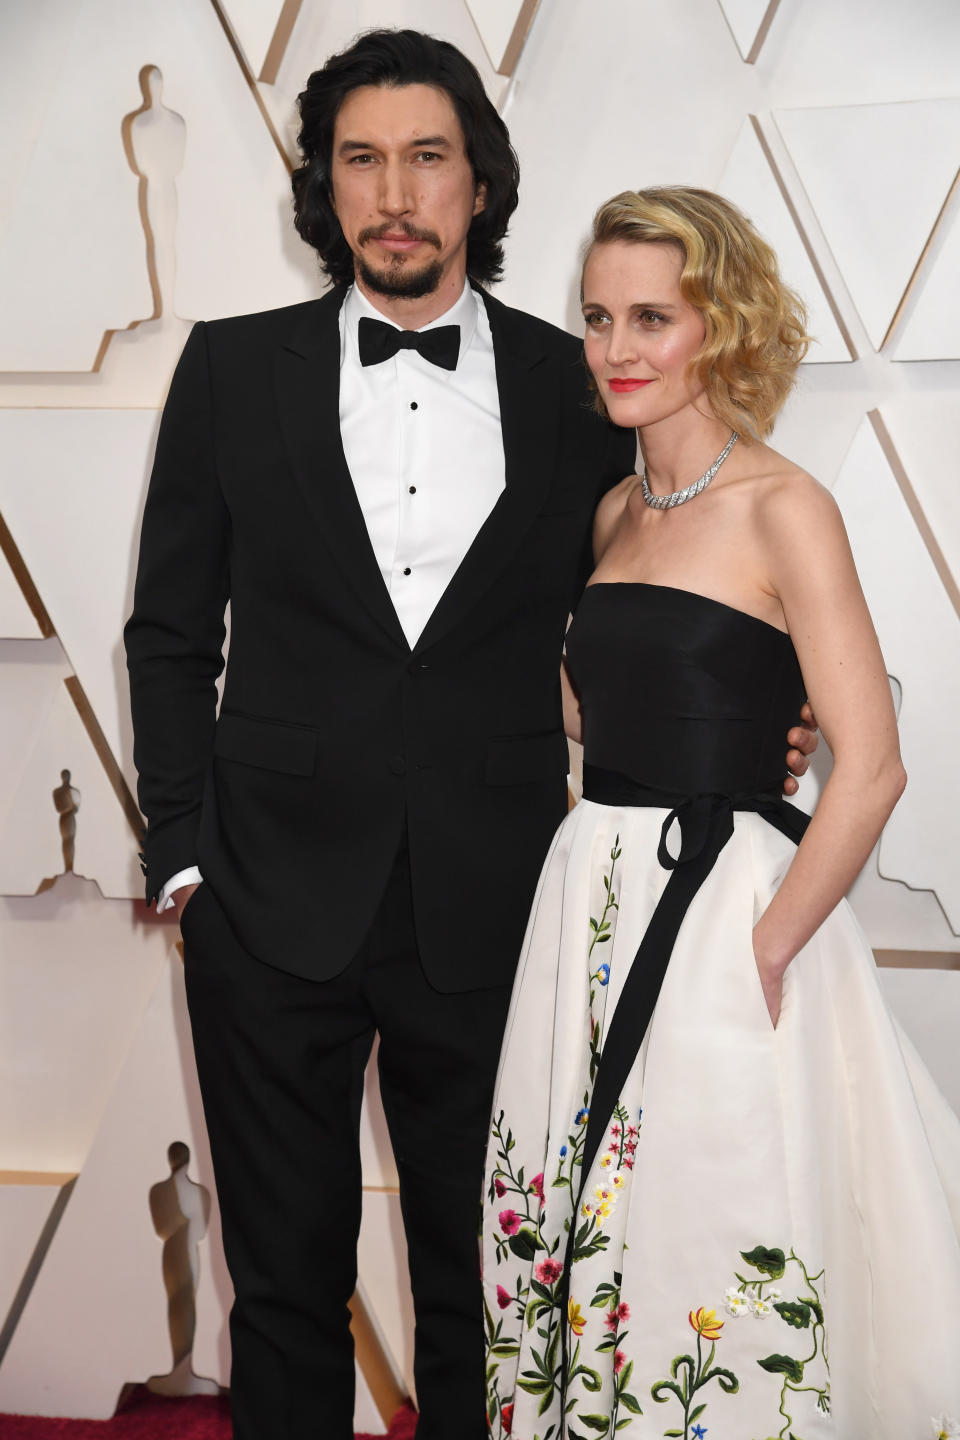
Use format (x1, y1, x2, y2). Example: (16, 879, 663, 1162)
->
(158, 279, 505, 911)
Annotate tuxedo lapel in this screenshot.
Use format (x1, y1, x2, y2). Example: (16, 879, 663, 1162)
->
(273, 288, 410, 651)
(415, 290, 561, 653)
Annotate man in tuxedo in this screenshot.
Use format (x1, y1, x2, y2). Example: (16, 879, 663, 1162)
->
(125, 28, 815, 1440)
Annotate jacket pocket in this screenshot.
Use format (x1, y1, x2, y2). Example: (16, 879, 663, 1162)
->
(485, 731, 570, 786)
(213, 712, 317, 776)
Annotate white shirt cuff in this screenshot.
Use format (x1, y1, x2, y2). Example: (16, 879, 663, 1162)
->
(157, 866, 204, 912)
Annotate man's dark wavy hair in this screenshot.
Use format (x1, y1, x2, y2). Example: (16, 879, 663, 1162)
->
(291, 29, 520, 287)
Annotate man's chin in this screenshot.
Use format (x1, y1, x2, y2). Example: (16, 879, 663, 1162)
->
(357, 255, 444, 301)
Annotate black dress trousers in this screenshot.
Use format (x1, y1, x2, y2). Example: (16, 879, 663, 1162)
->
(181, 839, 513, 1440)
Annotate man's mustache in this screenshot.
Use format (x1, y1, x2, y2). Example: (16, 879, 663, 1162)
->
(358, 222, 442, 250)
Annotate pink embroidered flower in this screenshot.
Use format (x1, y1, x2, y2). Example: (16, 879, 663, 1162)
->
(498, 1209, 521, 1236)
(614, 1349, 626, 1373)
(623, 1158, 634, 1169)
(625, 1139, 637, 1154)
(496, 1285, 512, 1310)
(627, 1125, 638, 1137)
(608, 1140, 619, 1152)
(500, 1402, 514, 1433)
(494, 1177, 507, 1197)
(529, 1172, 544, 1200)
(605, 1301, 631, 1330)
(535, 1258, 563, 1285)
(610, 1124, 622, 1137)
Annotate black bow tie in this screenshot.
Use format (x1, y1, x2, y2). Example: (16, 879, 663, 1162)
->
(358, 316, 460, 371)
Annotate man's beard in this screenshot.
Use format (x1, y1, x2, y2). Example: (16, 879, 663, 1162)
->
(355, 223, 445, 300)
(356, 253, 444, 300)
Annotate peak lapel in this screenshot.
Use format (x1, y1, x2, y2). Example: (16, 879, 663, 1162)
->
(273, 288, 410, 651)
(415, 291, 561, 653)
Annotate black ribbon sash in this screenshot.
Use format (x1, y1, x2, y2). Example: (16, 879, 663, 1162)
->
(557, 764, 810, 1379)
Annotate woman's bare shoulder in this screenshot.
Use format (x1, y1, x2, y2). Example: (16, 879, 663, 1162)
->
(595, 471, 639, 524)
(739, 445, 840, 535)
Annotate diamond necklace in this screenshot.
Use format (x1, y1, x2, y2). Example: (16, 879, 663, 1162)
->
(640, 430, 739, 510)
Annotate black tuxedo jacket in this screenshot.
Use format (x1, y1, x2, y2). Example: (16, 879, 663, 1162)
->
(125, 285, 635, 990)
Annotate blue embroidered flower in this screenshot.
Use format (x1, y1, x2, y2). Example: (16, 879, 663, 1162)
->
(597, 962, 610, 986)
(691, 1426, 707, 1439)
(575, 1107, 589, 1126)
(559, 1145, 567, 1157)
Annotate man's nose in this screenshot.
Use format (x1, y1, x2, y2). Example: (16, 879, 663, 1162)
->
(379, 159, 414, 216)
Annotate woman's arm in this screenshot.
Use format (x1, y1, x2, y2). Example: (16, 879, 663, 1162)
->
(752, 474, 906, 1023)
(562, 654, 583, 744)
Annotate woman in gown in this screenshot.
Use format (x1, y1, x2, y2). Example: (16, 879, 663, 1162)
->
(481, 188, 960, 1440)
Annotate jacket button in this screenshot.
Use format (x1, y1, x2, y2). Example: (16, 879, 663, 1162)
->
(389, 755, 407, 776)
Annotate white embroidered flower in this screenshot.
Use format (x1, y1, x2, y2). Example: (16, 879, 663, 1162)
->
(765, 1287, 782, 1302)
(610, 1171, 625, 1189)
(725, 1284, 754, 1319)
(723, 1286, 751, 1317)
(751, 1292, 775, 1318)
(599, 1154, 613, 1168)
(931, 1417, 960, 1439)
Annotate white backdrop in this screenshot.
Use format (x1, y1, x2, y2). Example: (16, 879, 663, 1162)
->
(1, 0, 957, 1427)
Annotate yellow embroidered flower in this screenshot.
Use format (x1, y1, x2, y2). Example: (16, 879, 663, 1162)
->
(599, 1154, 613, 1168)
(568, 1299, 586, 1336)
(688, 1306, 724, 1341)
(594, 1186, 613, 1203)
(611, 1172, 625, 1189)
(595, 1200, 613, 1219)
(581, 1201, 594, 1219)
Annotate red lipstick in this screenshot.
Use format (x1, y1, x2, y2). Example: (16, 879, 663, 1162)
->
(609, 379, 653, 393)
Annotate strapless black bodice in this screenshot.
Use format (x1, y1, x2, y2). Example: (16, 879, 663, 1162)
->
(565, 584, 806, 796)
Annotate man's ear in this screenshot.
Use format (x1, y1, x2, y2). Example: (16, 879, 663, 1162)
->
(473, 180, 487, 217)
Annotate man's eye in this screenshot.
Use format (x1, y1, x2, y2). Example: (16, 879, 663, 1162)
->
(348, 154, 376, 164)
(415, 151, 441, 162)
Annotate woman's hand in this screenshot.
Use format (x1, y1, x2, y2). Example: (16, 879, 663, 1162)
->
(753, 928, 787, 1028)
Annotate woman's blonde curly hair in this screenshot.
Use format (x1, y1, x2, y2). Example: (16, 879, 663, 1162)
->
(585, 186, 810, 440)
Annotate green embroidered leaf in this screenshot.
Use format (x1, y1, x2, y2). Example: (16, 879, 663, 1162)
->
(774, 1300, 812, 1330)
(614, 1420, 634, 1431)
(508, 1229, 542, 1261)
(757, 1353, 804, 1383)
(740, 1246, 786, 1279)
(650, 1380, 684, 1404)
(538, 1388, 556, 1417)
(578, 1416, 611, 1433)
(662, 1431, 684, 1437)
(580, 1365, 603, 1393)
(531, 1279, 556, 1304)
(490, 1342, 520, 1356)
(702, 1365, 739, 1394)
(595, 933, 612, 943)
(802, 1295, 824, 1325)
(517, 1377, 552, 1395)
(689, 1403, 707, 1422)
(619, 1391, 642, 1414)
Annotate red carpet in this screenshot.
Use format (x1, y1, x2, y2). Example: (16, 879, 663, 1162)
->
(0, 1391, 419, 1439)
